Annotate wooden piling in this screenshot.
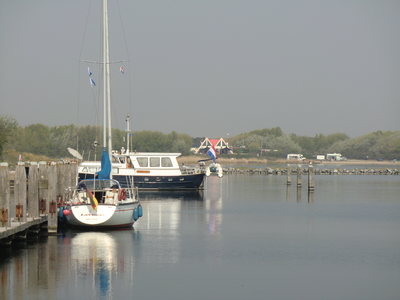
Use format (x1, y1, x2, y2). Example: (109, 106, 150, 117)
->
(38, 162, 48, 216)
(308, 165, 315, 191)
(1, 160, 78, 244)
(0, 163, 11, 227)
(14, 162, 27, 223)
(47, 162, 58, 233)
(286, 164, 291, 185)
(297, 165, 302, 187)
(28, 162, 39, 218)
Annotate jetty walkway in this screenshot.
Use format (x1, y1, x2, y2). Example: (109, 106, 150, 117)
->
(0, 161, 77, 245)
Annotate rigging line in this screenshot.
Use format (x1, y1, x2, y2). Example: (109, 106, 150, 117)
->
(116, 0, 130, 61)
(116, 0, 133, 128)
(77, 0, 93, 152)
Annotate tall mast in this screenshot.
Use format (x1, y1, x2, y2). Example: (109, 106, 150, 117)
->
(102, 0, 112, 158)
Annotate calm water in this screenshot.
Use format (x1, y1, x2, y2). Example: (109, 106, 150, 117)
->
(1, 174, 400, 300)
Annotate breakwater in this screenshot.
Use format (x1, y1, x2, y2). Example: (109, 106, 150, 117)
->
(221, 166, 400, 175)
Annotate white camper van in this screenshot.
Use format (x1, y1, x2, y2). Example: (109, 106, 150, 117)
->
(326, 153, 343, 161)
(287, 154, 306, 160)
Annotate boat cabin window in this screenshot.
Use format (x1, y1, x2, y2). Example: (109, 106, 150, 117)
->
(137, 157, 148, 167)
(136, 156, 173, 168)
(150, 157, 160, 167)
(161, 157, 173, 167)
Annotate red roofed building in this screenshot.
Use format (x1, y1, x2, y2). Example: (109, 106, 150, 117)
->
(192, 137, 232, 154)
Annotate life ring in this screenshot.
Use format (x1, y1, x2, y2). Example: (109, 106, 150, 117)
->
(118, 188, 126, 201)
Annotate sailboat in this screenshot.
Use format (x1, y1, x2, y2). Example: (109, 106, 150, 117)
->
(60, 0, 142, 228)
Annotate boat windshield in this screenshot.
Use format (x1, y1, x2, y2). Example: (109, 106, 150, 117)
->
(77, 179, 120, 191)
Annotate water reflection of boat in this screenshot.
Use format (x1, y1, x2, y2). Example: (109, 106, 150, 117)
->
(68, 229, 138, 298)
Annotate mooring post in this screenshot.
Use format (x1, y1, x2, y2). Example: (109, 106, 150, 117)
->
(297, 165, 302, 187)
(71, 162, 78, 187)
(48, 162, 58, 233)
(14, 162, 27, 223)
(38, 161, 48, 216)
(28, 162, 39, 219)
(57, 163, 65, 200)
(308, 165, 315, 192)
(0, 163, 11, 227)
(287, 164, 291, 185)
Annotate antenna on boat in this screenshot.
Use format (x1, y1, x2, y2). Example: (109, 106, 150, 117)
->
(126, 114, 130, 153)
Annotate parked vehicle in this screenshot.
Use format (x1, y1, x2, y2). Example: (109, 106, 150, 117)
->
(326, 153, 344, 161)
(287, 154, 306, 160)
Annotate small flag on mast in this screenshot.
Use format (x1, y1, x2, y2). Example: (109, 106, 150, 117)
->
(120, 66, 124, 74)
(88, 67, 93, 76)
(90, 78, 96, 86)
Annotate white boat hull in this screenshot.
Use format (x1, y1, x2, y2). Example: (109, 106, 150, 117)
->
(65, 202, 139, 228)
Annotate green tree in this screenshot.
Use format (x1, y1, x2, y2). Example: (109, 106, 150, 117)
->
(248, 141, 261, 153)
(0, 115, 19, 159)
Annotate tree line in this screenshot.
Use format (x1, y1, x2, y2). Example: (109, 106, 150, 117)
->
(1, 115, 399, 161)
(0, 115, 193, 161)
(223, 127, 399, 160)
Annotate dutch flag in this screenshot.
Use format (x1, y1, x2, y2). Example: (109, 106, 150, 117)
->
(120, 66, 124, 74)
(207, 145, 217, 163)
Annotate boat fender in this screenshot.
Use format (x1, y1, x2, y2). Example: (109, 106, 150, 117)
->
(63, 209, 70, 216)
(118, 188, 126, 201)
(59, 206, 64, 218)
(133, 208, 138, 221)
(138, 205, 143, 218)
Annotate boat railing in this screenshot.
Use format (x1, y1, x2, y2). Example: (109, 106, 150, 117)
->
(62, 186, 139, 205)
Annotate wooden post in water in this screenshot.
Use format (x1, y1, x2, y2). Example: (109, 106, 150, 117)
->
(57, 163, 71, 201)
(14, 162, 27, 223)
(38, 162, 48, 216)
(57, 163, 65, 201)
(297, 165, 302, 187)
(28, 162, 39, 218)
(286, 164, 291, 185)
(308, 165, 315, 192)
(0, 163, 11, 227)
(48, 162, 58, 233)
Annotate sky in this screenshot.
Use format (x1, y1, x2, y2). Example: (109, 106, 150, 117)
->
(1, 0, 399, 139)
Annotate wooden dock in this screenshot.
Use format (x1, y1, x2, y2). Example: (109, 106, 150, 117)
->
(0, 161, 77, 245)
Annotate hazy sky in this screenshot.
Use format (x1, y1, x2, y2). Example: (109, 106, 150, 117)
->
(1, 0, 399, 138)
